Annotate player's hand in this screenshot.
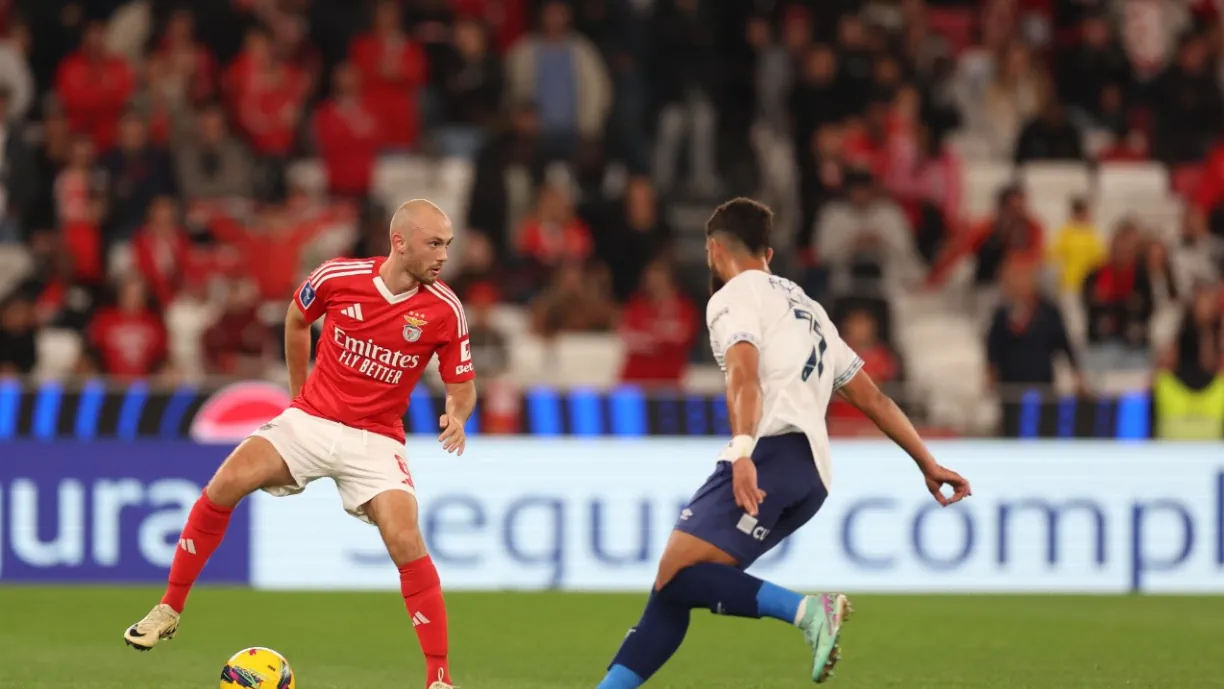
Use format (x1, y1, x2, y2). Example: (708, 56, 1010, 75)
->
(731, 457, 767, 517)
(923, 464, 971, 506)
(437, 414, 466, 456)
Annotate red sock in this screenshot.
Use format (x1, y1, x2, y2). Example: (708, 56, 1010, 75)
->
(399, 555, 450, 687)
(160, 491, 233, 613)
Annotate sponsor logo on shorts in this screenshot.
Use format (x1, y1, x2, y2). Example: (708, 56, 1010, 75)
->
(736, 514, 770, 541)
(454, 363, 474, 376)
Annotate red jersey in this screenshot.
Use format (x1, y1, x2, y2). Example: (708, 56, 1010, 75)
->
(291, 257, 476, 443)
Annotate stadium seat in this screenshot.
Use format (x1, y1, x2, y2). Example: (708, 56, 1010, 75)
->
(286, 158, 328, 198)
(1095, 196, 1183, 242)
(1020, 163, 1092, 206)
(165, 297, 218, 381)
(961, 161, 1015, 219)
(34, 328, 82, 379)
(1097, 162, 1170, 203)
(107, 242, 135, 281)
(0, 244, 33, 299)
(552, 334, 625, 388)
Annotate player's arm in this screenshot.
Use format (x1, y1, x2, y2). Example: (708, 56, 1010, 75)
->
(436, 303, 477, 455)
(724, 342, 763, 442)
(287, 268, 328, 398)
(444, 381, 477, 424)
(285, 302, 313, 399)
(837, 370, 972, 506)
(723, 341, 769, 516)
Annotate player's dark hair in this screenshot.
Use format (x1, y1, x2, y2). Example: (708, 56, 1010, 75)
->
(705, 197, 773, 255)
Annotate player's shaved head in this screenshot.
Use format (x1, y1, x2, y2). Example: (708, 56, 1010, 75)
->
(390, 198, 450, 240)
(387, 199, 453, 287)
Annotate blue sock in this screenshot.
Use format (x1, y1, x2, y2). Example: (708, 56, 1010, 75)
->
(596, 591, 690, 688)
(756, 581, 805, 624)
(660, 562, 764, 618)
(662, 563, 805, 625)
(596, 665, 643, 689)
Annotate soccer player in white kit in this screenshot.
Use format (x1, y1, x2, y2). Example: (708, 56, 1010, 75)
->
(123, 200, 475, 689)
(594, 198, 972, 687)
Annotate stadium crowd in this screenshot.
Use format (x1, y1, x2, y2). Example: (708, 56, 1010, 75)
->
(0, 0, 1221, 432)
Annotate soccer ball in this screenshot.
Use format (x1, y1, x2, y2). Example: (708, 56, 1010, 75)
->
(219, 647, 296, 689)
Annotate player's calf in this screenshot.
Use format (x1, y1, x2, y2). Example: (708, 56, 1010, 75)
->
(367, 490, 452, 689)
(125, 438, 295, 651)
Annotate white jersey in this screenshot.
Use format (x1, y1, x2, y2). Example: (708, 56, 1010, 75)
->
(706, 270, 863, 488)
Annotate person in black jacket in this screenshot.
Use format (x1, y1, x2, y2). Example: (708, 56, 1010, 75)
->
(1081, 221, 1156, 371)
(987, 258, 1082, 390)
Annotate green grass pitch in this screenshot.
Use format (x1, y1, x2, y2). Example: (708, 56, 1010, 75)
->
(1, 587, 1221, 688)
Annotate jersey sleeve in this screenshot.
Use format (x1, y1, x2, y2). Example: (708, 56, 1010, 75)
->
(436, 299, 476, 384)
(823, 318, 865, 390)
(294, 263, 332, 322)
(706, 278, 764, 353)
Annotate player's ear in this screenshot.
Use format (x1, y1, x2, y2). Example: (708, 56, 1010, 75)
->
(765, 247, 774, 265)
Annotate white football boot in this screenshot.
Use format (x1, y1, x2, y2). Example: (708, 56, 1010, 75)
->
(123, 603, 180, 651)
(427, 668, 456, 689)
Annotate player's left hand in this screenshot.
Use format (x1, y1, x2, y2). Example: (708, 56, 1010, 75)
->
(731, 457, 767, 517)
(924, 464, 971, 506)
(438, 414, 466, 455)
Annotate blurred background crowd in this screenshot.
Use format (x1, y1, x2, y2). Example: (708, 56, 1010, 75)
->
(0, 0, 1222, 435)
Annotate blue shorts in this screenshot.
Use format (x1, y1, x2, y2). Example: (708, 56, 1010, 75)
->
(674, 433, 827, 568)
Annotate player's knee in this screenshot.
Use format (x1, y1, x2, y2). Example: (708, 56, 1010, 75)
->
(206, 439, 288, 507)
(384, 527, 427, 566)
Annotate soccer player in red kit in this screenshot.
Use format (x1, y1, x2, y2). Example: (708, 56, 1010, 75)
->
(123, 199, 475, 689)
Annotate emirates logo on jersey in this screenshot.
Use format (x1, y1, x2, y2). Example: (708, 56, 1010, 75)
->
(403, 313, 428, 342)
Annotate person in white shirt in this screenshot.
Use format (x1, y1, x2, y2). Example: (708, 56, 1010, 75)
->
(593, 198, 971, 689)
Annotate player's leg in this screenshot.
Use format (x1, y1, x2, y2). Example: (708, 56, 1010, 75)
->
(596, 434, 841, 688)
(363, 489, 452, 689)
(125, 412, 316, 651)
(163, 436, 297, 608)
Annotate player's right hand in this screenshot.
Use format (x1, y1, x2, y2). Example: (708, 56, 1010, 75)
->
(923, 464, 971, 506)
(731, 457, 767, 517)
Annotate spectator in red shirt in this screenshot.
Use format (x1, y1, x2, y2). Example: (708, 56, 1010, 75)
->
(133, 196, 193, 307)
(55, 21, 135, 152)
(516, 182, 593, 270)
(1194, 138, 1224, 235)
(202, 278, 267, 378)
(618, 259, 698, 385)
(155, 9, 219, 107)
(349, 0, 428, 150)
(830, 308, 899, 421)
(313, 61, 381, 199)
(205, 201, 354, 301)
(85, 275, 168, 379)
(929, 184, 1045, 289)
(227, 27, 308, 159)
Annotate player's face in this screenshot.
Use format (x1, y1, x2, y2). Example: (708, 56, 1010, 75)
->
(401, 224, 453, 285)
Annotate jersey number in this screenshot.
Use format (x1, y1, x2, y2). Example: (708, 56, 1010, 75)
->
(793, 308, 826, 382)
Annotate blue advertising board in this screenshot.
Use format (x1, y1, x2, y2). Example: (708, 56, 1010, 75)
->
(0, 442, 250, 583)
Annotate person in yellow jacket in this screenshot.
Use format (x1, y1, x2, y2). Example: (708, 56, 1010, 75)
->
(1048, 196, 1107, 294)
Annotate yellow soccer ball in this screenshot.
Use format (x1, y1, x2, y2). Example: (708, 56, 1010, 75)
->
(219, 647, 296, 689)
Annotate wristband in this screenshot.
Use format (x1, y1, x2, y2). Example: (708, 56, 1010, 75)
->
(720, 434, 756, 463)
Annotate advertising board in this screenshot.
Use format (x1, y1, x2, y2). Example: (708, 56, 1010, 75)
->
(246, 439, 1224, 594)
(0, 442, 250, 583)
(3, 439, 1219, 592)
